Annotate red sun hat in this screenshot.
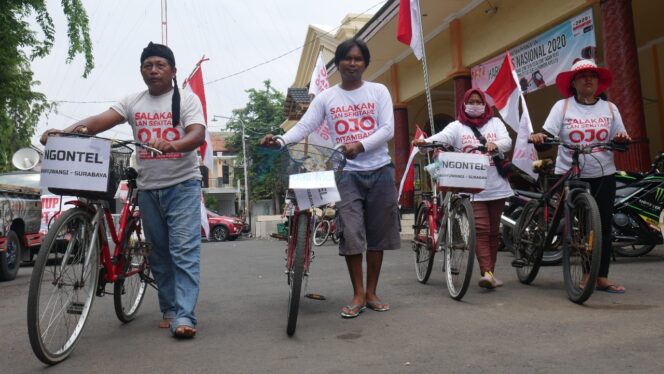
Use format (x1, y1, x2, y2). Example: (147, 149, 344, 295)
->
(555, 59, 613, 97)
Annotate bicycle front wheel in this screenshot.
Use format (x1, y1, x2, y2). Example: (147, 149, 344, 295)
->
(413, 203, 435, 283)
(444, 196, 476, 300)
(312, 219, 330, 246)
(513, 200, 545, 284)
(287, 211, 308, 336)
(563, 192, 602, 304)
(114, 218, 150, 323)
(27, 207, 99, 365)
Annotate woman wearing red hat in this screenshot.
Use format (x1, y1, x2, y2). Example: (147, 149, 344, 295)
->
(530, 59, 630, 294)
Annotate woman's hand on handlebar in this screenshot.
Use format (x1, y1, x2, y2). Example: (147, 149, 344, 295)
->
(613, 132, 631, 143)
(485, 142, 498, 153)
(412, 139, 427, 147)
(529, 132, 549, 144)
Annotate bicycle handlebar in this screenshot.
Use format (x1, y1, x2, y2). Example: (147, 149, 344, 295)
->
(49, 132, 163, 155)
(418, 141, 502, 157)
(528, 136, 629, 153)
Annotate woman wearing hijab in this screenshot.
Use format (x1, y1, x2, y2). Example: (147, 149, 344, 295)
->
(414, 88, 513, 289)
(530, 59, 630, 294)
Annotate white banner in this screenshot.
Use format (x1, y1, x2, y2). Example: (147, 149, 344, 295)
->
(41, 137, 111, 192)
(433, 152, 489, 191)
(307, 51, 333, 148)
(471, 8, 595, 96)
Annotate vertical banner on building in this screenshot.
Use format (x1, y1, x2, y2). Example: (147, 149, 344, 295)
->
(471, 8, 595, 96)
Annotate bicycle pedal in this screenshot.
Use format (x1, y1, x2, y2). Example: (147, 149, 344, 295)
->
(511, 259, 526, 268)
(305, 293, 326, 300)
(66, 302, 85, 315)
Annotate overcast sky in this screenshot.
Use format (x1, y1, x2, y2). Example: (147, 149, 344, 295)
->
(29, 0, 386, 145)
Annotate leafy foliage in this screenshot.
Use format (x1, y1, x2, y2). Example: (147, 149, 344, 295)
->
(0, 0, 93, 171)
(225, 80, 285, 202)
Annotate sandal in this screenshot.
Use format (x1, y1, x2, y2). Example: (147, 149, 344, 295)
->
(366, 300, 390, 312)
(173, 325, 197, 339)
(340, 304, 366, 318)
(159, 318, 173, 329)
(597, 283, 626, 294)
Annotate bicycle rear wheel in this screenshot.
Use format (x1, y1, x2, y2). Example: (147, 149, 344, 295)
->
(312, 218, 330, 246)
(114, 218, 150, 323)
(27, 207, 99, 365)
(413, 203, 435, 283)
(444, 196, 476, 300)
(563, 192, 602, 304)
(513, 200, 545, 284)
(287, 211, 308, 336)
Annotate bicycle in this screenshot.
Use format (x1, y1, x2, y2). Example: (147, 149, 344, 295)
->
(27, 133, 161, 364)
(412, 142, 483, 300)
(312, 204, 339, 246)
(511, 137, 627, 304)
(275, 142, 345, 336)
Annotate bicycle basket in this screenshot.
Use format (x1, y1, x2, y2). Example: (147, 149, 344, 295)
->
(49, 143, 134, 200)
(279, 143, 346, 188)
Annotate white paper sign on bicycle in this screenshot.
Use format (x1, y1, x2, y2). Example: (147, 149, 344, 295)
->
(40, 136, 111, 192)
(425, 151, 489, 193)
(280, 143, 346, 210)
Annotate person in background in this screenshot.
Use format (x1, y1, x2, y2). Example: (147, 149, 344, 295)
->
(261, 39, 400, 318)
(414, 88, 513, 289)
(530, 59, 630, 294)
(40, 42, 206, 338)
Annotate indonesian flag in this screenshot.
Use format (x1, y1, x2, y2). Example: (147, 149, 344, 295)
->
(486, 52, 538, 180)
(398, 126, 427, 206)
(183, 57, 213, 239)
(307, 51, 332, 147)
(396, 0, 423, 60)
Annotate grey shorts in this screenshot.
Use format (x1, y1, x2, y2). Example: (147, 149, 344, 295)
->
(336, 164, 401, 256)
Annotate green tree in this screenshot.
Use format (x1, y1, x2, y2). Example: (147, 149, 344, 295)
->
(0, 0, 93, 171)
(225, 80, 285, 211)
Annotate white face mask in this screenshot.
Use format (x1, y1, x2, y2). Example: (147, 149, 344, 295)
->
(465, 104, 485, 117)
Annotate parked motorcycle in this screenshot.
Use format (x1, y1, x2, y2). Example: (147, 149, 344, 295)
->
(611, 152, 664, 256)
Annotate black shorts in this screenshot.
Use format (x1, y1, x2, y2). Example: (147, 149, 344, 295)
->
(336, 164, 401, 255)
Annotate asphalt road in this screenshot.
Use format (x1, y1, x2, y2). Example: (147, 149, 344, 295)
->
(1, 238, 663, 373)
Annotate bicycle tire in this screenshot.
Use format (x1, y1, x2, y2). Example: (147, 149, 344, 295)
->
(613, 244, 656, 257)
(444, 196, 476, 300)
(413, 203, 435, 283)
(563, 192, 602, 304)
(312, 219, 330, 246)
(513, 200, 545, 284)
(27, 207, 99, 365)
(286, 211, 308, 336)
(114, 218, 150, 323)
(331, 217, 340, 244)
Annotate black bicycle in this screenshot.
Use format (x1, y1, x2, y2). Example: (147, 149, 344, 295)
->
(512, 137, 627, 304)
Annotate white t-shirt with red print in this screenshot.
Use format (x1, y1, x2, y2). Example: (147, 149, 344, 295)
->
(111, 89, 204, 190)
(424, 118, 513, 201)
(281, 81, 394, 171)
(543, 98, 626, 178)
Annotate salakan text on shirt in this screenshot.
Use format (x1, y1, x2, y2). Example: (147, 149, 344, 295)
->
(329, 102, 378, 144)
(134, 111, 183, 160)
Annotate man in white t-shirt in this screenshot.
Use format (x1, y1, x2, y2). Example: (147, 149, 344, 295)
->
(41, 42, 205, 338)
(262, 39, 400, 318)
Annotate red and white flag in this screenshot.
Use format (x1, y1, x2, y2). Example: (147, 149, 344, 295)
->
(486, 52, 538, 180)
(396, 0, 423, 60)
(183, 57, 213, 238)
(307, 51, 333, 147)
(398, 126, 427, 205)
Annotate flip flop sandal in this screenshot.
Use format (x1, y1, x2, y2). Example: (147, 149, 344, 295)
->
(366, 300, 390, 312)
(340, 304, 366, 318)
(597, 284, 626, 294)
(159, 318, 173, 329)
(173, 325, 197, 339)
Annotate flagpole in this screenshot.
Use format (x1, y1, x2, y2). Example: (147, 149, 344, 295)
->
(416, 0, 435, 137)
(413, 0, 437, 193)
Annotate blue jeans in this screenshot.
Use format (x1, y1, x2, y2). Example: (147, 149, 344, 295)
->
(138, 178, 201, 331)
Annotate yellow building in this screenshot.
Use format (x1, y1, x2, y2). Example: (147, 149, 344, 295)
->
(284, 0, 663, 209)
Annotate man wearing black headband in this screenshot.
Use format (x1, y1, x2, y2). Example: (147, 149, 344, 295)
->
(40, 42, 205, 339)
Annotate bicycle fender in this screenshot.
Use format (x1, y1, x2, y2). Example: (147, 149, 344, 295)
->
(564, 180, 590, 209)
